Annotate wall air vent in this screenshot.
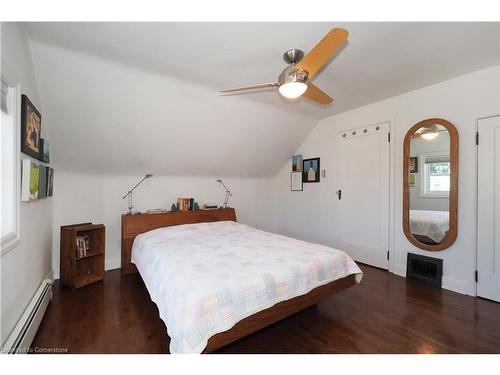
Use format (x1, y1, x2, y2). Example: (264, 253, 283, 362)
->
(406, 253, 443, 288)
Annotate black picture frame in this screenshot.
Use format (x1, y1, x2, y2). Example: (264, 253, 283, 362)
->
(290, 171, 303, 191)
(302, 157, 320, 183)
(20, 94, 42, 159)
(409, 157, 418, 173)
(40, 138, 50, 163)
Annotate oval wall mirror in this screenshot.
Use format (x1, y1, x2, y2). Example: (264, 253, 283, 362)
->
(403, 118, 458, 251)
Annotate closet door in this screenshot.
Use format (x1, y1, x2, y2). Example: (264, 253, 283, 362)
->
(477, 116, 500, 301)
(334, 122, 390, 269)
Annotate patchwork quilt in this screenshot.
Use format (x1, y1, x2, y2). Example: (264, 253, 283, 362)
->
(131, 220, 363, 353)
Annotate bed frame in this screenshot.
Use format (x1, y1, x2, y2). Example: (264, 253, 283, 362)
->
(120, 208, 357, 353)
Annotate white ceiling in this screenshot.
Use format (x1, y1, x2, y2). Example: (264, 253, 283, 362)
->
(23, 22, 500, 176)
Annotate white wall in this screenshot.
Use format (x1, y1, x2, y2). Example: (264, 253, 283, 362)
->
(51, 173, 274, 278)
(409, 131, 450, 211)
(0, 23, 53, 344)
(270, 66, 500, 296)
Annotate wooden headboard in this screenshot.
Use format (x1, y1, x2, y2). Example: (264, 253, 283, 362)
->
(121, 208, 237, 275)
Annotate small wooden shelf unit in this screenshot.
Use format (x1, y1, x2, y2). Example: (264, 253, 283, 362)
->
(60, 223, 105, 288)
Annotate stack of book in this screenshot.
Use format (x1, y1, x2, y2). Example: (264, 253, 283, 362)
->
(76, 235, 90, 258)
(177, 197, 195, 212)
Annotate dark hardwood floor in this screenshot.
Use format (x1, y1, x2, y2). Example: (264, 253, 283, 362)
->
(31, 264, 500, 354)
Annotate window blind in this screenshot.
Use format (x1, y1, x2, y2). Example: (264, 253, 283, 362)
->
(424, 155, 450, 164)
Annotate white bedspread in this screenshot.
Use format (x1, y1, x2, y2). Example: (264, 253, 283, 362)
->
(409, 210, 449, 243)
(131, 220, 362, 353)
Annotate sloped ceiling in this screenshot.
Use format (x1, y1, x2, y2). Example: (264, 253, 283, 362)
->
(23, 22, 499, 177)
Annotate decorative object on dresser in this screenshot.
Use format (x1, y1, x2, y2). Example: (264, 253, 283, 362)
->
(60, 223, 105, 289)
(121, 208, 237, 275)
(302, 157, 320, 183)
(177, 197, 195, 212)
(203, 203, 218, 210)
(122, 173, 154, 214)
(20, 94, 42, 159)
(216, 179, 232, 208)
(146, 208, 167, 214)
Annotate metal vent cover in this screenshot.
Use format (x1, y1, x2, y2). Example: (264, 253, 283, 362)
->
(406, 253, 443, 288)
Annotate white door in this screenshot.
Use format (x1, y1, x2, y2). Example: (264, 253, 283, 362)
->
(334, 122, 390, 269)
(477, 115, 500, 302)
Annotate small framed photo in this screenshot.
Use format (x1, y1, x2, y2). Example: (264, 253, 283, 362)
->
(292, 154, 302, 172)
(409, 173, 417, 187)
(303, 157, 320, 183)
(409, 157, 418, 173)
(21, 95, 42, 159)
(291, 171, 303, 191)
(40, 138, 50, 163)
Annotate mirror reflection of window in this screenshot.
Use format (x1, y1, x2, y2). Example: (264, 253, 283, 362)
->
(426, 161, 450, 193)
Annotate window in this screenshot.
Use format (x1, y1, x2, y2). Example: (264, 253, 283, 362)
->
(421, 153, 450, 198)
(1, 78, 20, 254)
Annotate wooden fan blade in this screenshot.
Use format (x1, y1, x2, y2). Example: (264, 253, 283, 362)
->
(296, 28, 348, 79)
(303, 83, 333, 105)
(219, 83, 277, 93)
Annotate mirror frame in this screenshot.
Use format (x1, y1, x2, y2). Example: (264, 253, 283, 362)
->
(403, 118, 458, 251)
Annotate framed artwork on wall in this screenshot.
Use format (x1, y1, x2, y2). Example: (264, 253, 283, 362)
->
(409, 173, 417, 187)
(291, 171, 303, 191)
(302, 157, 320, 183)
(20, 95, 42, 159)
(40, 138, 50, 163)
(292, 154, 302, 172)
(21, 159, 40, 201)
(409, 157, 418, 173)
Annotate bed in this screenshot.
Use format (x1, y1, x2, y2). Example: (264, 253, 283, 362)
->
(121, 208, 362, 353)
(409, 209, 449, 244)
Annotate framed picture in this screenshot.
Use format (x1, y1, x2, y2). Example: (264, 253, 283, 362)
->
(38, 165, 47, 199)
(292, 154, 302, 172)
(21, 159, 40, 201)
(291, 171, 303, 191)
(41, 138, 50, 163)
(409, 173, 417, 187)
(302, 157, 320, 183)
(21, 95, 42, 159)
(47, 167, 54, 197)
(409, 157, 418, 173)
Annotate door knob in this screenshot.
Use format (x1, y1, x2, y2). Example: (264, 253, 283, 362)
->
(336, 190, 342, 200)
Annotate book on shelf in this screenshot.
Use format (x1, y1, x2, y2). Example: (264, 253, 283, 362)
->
(177, 197, 194, 212)
(76, 236, 88, 258)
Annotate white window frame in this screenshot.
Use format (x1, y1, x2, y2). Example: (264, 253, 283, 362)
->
(1, 76, 21, 256)
(419, 152, 450, 199)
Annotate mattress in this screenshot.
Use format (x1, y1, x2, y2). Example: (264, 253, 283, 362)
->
(409, 209, 449, 243)
(131, 220, 363, 353)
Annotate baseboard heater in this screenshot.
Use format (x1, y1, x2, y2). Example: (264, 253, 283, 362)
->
(3, 279, 53, 354)
(406, 253, 443, 288)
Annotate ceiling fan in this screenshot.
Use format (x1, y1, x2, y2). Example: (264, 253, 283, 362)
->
(219, 28, 348, 105)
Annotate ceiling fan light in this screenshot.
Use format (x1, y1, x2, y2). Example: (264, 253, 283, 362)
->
(279, 82, 308, 99)
(421, 132, 439, 140)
